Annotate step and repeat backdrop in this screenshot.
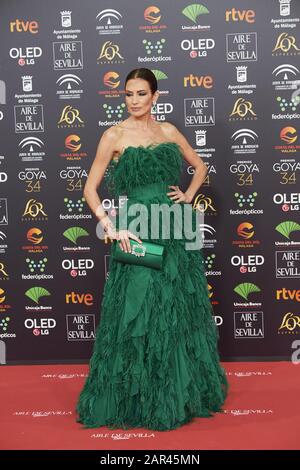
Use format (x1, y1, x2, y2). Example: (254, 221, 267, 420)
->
(0, 0, 300, 363)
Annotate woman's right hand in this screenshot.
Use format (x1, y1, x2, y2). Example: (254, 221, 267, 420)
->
(104, 223, 142, 253)
(114, 229, 143, 253)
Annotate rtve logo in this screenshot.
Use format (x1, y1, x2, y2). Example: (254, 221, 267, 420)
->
(65, 291, 94, 306)
(9, 19, 39, 34)
(183, 74, 213, 89)
(225, 8, 255, 23)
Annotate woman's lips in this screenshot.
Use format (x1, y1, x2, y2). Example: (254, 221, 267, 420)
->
(131, 107, 141, 111)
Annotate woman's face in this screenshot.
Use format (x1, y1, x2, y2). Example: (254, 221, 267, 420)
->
(125, 78, 156, 117)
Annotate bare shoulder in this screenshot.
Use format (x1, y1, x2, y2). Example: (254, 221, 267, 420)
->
(98, 124, 125, 153)
(160, 121, 186, 145)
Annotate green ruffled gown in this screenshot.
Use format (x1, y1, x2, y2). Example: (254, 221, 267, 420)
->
(76, 142, 228, 431)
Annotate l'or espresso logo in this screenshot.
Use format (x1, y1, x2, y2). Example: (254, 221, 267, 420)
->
(278, 312, 300, 334)
(53, 41, 83, 70)
(193, 193, 216, 216)
(0, 262, 9, 281)
(272, 32, 300, 56)
(59, 166, 88, 192)
(229, 98, 257, 121)
(14, 105, 44, 133)
(230, 160, 260, 186)
(184, 97, 215, 126)
(18, 167, 47, 192)
(22, 199, 48, 222)
(57, 105, 84, 128)
(183, 74, 213, 88)
(275, 250, 300, 278)
(226, 33, 257, 62)
(139, 5, 167, 33)
(97, 41, 125, 65)
(9, 19, 39, 34)
(225, 8, 255, 23)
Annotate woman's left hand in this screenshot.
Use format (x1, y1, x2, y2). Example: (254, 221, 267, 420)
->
(167, 185, 193, 203)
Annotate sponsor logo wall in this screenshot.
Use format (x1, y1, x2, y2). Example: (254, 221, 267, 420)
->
(0, 0, 299, 363)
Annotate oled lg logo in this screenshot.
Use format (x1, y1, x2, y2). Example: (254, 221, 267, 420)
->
(9, 46, 42, 66)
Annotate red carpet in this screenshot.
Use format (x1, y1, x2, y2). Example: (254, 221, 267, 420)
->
(0, 362, 299, 450)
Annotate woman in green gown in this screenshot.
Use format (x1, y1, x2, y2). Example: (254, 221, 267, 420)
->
(76, 67, 228, 431)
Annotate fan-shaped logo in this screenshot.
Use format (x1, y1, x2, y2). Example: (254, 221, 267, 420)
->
(152, 69, 168, 82)
(63, 227, 89, 245)
(275, 221, 300, 239)
(182, 3, 209, 23)
(25, 286, 50, 304)
(234, 282, 261, 301)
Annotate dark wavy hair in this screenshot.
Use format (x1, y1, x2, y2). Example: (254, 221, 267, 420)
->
(125, 68, 158, 95)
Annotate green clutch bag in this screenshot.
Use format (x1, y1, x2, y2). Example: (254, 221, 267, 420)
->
(112, 239, 165, 270)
